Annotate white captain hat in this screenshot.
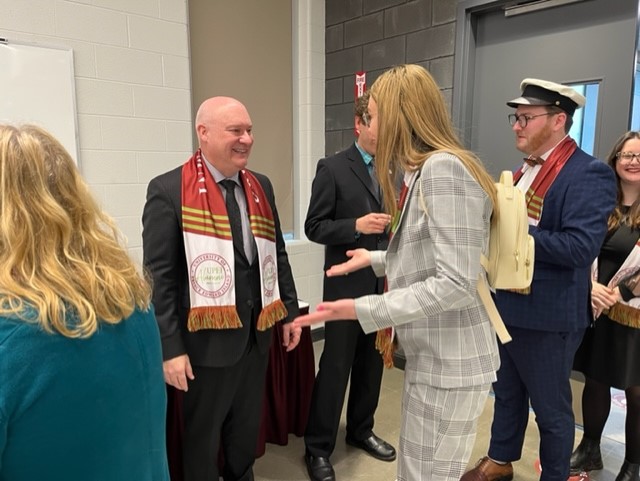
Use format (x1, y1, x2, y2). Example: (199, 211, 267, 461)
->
(507, 78, 586, 116)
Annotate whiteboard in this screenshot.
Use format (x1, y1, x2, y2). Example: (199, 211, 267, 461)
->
(0, 40, 79, 163)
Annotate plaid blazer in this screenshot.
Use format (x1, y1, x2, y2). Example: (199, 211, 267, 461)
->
(355, 153, 500, 389)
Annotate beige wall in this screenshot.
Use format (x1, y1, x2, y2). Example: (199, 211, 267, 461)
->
(188, 0, 294, 232)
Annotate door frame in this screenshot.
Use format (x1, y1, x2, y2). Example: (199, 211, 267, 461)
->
(452, 0, 640, 151)
(453, 0, 504, 147)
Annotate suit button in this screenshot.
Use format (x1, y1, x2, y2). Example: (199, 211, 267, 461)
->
(246, 300, 253, 307)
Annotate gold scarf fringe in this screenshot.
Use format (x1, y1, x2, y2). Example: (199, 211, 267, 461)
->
(257, 299, 288, 331)
(187, 306, 243, 332)
(375, 329, 395, 369)
(607, 303, 640, 329)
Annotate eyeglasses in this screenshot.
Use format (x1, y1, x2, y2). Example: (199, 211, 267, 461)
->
(616, 152, 640, 164)
(361, 111, 371, 127)
(507, 112, 554, 128)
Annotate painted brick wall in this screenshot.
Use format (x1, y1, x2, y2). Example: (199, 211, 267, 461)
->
(325, 0, 457, 155)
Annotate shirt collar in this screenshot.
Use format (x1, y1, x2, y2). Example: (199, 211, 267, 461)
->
(355, 142, 373, 166)
(201, 152, 240, 184)
(522, 134, 570, 172)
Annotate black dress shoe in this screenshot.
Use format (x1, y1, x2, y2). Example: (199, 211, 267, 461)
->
(304, 453, 336, 481)
(345, 433, 396, 462)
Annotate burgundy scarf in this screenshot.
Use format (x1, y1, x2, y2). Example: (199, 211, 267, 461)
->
(181, 150, 287, 332)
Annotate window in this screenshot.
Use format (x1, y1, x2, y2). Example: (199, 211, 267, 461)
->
(631, 65, 640, 131)
(568, 82, 600, 155)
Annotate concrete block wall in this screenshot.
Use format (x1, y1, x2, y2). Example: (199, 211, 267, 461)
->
(325, 0, 457, 155)
(0, 0, 192, 265)
(291, 0, 327, 310)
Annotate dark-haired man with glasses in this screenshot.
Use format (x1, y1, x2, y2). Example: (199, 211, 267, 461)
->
(462, 78, 617, 481)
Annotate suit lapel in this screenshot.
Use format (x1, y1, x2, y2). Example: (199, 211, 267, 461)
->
(390, 170, 420, 249)
(348, 145, 380, 205)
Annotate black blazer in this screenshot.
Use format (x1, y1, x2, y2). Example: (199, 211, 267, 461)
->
(142, 165, 299, 368)
(305, 143, 388, 300)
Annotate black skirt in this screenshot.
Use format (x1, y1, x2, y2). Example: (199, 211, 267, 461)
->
(573, 313, 640, 389)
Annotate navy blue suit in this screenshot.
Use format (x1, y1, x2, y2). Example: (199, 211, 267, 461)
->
(489, 147, 616, 481)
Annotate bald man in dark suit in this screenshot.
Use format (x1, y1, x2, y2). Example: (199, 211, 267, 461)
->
(143, 96, 301, 481)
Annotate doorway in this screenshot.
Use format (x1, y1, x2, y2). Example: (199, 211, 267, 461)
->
(453, 0, 638, 176)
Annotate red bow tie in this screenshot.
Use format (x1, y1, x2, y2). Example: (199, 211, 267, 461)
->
(524, 156, 544, 167)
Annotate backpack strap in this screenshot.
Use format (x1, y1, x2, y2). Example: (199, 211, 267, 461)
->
(480, 253, 490, 273)
(418, 162, 512, 344)
(477, 275, 512, 344)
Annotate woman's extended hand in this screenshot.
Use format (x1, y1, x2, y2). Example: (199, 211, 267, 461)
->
(292, 299, 357, 328)
(326, 249, 371, 277)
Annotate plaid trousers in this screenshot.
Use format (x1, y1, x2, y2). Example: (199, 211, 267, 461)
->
(397, 380, 490, 481)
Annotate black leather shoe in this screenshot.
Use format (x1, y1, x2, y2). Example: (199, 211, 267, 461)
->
(345, 433, 396, 462)
(304, 453, 336, 481)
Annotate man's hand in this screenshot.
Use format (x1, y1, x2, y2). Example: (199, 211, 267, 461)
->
(281, 321, 302, 352)
(355, 213, 392, 234)
(163, 354, 195, 392)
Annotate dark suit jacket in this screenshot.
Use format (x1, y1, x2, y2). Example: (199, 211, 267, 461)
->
(305, 143, 388, 300)
(495, 147, 617, 332)
(142, 164, 299, 368)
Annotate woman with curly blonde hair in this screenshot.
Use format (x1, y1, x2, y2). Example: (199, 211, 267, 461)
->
(0, 124, 168, 481)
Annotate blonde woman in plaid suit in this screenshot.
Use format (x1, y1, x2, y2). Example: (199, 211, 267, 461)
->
(294, 64, 500, 481)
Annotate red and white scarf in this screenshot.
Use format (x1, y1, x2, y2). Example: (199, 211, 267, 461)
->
(511, 137, 577, 294)
(514, 136, 577, 226)
(181, 150, 287, 332)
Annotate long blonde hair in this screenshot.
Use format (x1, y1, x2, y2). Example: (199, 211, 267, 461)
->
(0, 124, 151, 338)
(369, 64, 497, 217)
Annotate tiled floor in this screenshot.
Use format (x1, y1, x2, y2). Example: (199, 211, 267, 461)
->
(253, 340, 627, 481)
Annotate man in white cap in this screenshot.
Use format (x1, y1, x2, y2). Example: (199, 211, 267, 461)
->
(461, 79, 617, 481)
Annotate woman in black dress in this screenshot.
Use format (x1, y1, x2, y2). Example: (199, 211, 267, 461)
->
(572, 131, 640, 481)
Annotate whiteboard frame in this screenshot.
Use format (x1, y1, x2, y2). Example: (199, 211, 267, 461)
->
(0, 38, 80, 165)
